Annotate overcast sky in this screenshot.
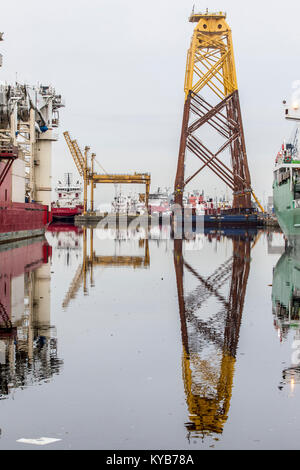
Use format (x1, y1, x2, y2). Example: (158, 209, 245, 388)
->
(1, 0, 300, 206)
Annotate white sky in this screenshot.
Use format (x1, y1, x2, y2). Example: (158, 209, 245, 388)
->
(1, 0, 299, 206)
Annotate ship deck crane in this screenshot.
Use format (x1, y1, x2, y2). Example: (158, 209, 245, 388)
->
(251, 190, 265, 213)
(63, 131, 151, 213)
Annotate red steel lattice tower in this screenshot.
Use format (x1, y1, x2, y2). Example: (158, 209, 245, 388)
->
(174, 10, 253, 210)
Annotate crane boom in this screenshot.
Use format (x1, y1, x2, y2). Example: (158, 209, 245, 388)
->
(62, 264, 84, 309)
(251, 190, 265, 213)
(63, 131, 84, 177)
(72, 139, 85, 171)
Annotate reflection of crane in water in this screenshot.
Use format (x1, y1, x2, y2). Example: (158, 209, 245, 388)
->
(174, 231, 253, 438)
(63, 227, 150, 308)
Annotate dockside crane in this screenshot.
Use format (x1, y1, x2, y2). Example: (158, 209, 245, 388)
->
(63, 131, 151, 213)
(63, 132, 84, 177)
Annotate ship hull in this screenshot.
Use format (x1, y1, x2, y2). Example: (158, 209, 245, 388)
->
(188, 214, 257, 226)
(51, 206, 83, 220)
(0, 202, 50, 244)
(273, 178, 300, 246)
(203, 214, 258, 226)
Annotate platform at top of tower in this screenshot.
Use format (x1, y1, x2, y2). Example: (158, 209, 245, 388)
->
(189, 11, 226, 23)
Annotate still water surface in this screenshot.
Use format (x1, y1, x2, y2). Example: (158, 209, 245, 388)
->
(0, 224, 298, 450)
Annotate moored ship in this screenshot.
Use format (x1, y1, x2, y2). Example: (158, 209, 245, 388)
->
(273, 128, 300, 244)
(51, 173, 83, 220)
(0, 33, 64, 243)
(148, 187, 172, 215)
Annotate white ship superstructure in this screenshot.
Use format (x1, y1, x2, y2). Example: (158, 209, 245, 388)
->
(53, 173, 82, 209)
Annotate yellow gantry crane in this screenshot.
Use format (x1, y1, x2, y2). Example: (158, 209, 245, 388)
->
(63, 131, 151, 214)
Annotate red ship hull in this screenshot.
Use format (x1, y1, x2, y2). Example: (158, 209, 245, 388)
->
(51, 206, 83, 220)
(0, 201, 50, 243)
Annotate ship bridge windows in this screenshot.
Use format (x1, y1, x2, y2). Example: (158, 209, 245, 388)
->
(293, 169, 300, 199)
(277, 167, 291, 186)
(59, 188, 81, 192)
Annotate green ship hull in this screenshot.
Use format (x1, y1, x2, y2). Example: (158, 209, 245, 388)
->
(273, 174, 300, 245)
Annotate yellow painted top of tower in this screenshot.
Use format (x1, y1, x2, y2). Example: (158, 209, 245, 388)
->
(189, 10, 226, 22)
(183, 8, 237, 99)
(189, 10, 230, 33)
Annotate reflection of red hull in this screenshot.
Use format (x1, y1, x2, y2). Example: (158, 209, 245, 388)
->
(47, 222, 83, 234)
(0, 237, 51, 327)
(51, 206, 83, 220)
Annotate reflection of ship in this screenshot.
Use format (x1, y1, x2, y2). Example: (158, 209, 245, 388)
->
(273, 128, 300, 245)
(47, 222, 83, 268)
(272, 245, 300, 341)
(0, 237, 62, 399)
(51, 173, 83, 220)
(47, 222, 83, 235)
(174, 230, 254, 439)
(272, 244, 300, 389)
